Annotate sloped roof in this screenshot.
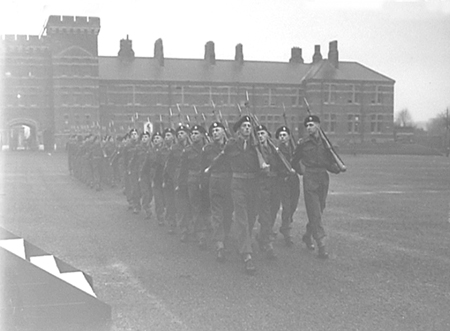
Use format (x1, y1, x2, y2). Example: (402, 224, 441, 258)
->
(302, 60, 395, 83)
(99, 57, 311, 85)
(98, 56, 394, 85)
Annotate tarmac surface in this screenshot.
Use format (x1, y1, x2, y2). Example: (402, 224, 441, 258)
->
(1, 151, 449, 331)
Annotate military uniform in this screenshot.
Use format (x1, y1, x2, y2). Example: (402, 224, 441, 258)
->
(202, 133, 233, 259)
(223, 135, 259, 258)
(145, 132, 165, 225)
(292, 115, 336, 258)
(273, 126, 300, 246)
(179, 129, 209, 247)
(164, 126, 191, 233)
(255, 126, 278, 258)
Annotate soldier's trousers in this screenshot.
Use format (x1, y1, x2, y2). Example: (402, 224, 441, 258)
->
(231, 176, 258, 255)
(177, 185, 192, 235)
(139, 175, 153, 216)
(187, 178, 210, 241)
(129, 170, 141, 210)
(163, 179, 177, 229)
(303, 169, 329, 244)
(275, 173, 300, 236)
(257, 175, 278, 248)
(153, 182, 165, 223)
(92, 157, 104, 190)
(209, 175, 233, 249)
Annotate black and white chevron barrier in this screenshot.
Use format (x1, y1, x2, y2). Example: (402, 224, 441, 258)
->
(0, 227, 111, 331)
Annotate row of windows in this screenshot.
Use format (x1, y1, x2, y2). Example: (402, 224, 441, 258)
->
(323, 84, 393, 105)
(100, 86, 303, 108)
(322, 114, 385, 134)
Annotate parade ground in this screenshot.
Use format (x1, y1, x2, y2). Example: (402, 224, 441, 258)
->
(1, 151, 449, 331)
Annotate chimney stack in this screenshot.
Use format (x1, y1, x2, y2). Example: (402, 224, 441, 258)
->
(289, 47, 304, 63)
(154, 38, 164, 66)
(312, 45, 322, 64)
(204, 41, 215, 65)
(235, 43, 244, 64)
(328, 40, 339, 68)
(118, 35, 135, 59)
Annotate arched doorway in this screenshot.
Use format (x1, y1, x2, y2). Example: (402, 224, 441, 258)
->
(4, 118, 40, 151)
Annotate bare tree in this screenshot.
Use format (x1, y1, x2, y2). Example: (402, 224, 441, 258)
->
(395, 108, 414, 127)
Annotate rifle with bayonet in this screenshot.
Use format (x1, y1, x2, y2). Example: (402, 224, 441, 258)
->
(303, 97, 347, 173)
(249, 113, 295, 174)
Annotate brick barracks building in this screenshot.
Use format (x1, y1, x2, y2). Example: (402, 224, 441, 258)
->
(1, 15, 395, 151)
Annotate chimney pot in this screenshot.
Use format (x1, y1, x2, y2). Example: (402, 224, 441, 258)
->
(154, 38, 164, 66)
(204, 41, 215, 65)
(289, 47, 304, 63)
(328, 40, 339, 68)
(118, 36, 134, 59)
(312, 45, 322, 64)
(235, 43, 244, 64)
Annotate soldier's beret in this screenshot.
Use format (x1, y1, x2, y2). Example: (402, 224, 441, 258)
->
(208, 122, 225, 135)
(140, 132, 150, 140)
(129, 128, 138, 134)
(304, 115, 320, 126)
(175, 124, 190, 135)
(232, 115, 252, 132)
(256, 124, 271, 137)
(151, 131, 163, 141)
(275, 126, 290, 138)
(163, 128, 175, 136)
(190, 124, 206, 134)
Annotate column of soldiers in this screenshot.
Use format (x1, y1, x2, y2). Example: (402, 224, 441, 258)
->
(67, 113, 340, 275)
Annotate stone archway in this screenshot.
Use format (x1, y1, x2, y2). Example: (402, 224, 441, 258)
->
(4, 118, 41, 151)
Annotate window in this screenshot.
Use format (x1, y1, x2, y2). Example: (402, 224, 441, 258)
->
(348, 114, 360, 133)
(370, 114, 383, 133)
(323, 114, 337, 133)
(324, 84, 337, 104)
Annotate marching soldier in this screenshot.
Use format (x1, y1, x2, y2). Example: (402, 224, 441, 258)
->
(149, 131, 166, 226)
(91, 134, 106, 191)
(273, 126, 300, 247)
(255, 124, 278, 260)
(123, 129, 140, 211)
(179, 124, 209, 248)
(292, 115, 336, 259)
(207, 115, 260, 275)
(137, 132, 153, 219)
(163, 126, 187, 234)
(202, 122, 233, 262)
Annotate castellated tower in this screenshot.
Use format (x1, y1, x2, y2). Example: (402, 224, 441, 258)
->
(44, 16, 101, 145)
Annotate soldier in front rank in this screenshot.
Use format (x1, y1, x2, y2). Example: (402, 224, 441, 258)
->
(91, 134, 106, 191)
(162, 127, 178, 233)
(123, 129, 140, 211)
(273, 126, 300, 247)
(202, 122, 233, 262)
(179, 124, 209, 249)
(137, 132, 153, 219)
(82, 134, 95, 188)
(255, 124, 278, 260)
(207, 115, 260, 275)
(148, 131, 166, 226)
(103, 135, 116, 188)
(165, 124, 191, 235)
(291, 115, 336, 259)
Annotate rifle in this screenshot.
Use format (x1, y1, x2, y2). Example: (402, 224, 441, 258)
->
(242, 95, 269, 171)
(303, 97, 347, 172)
(168, 108, 174, 129)
(218, 110, 232, 139)
(282, 103, 297, 149)
(250, 113, 295, 174)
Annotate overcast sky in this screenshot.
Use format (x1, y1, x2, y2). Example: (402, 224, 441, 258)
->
(1, 0, 449, 123)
